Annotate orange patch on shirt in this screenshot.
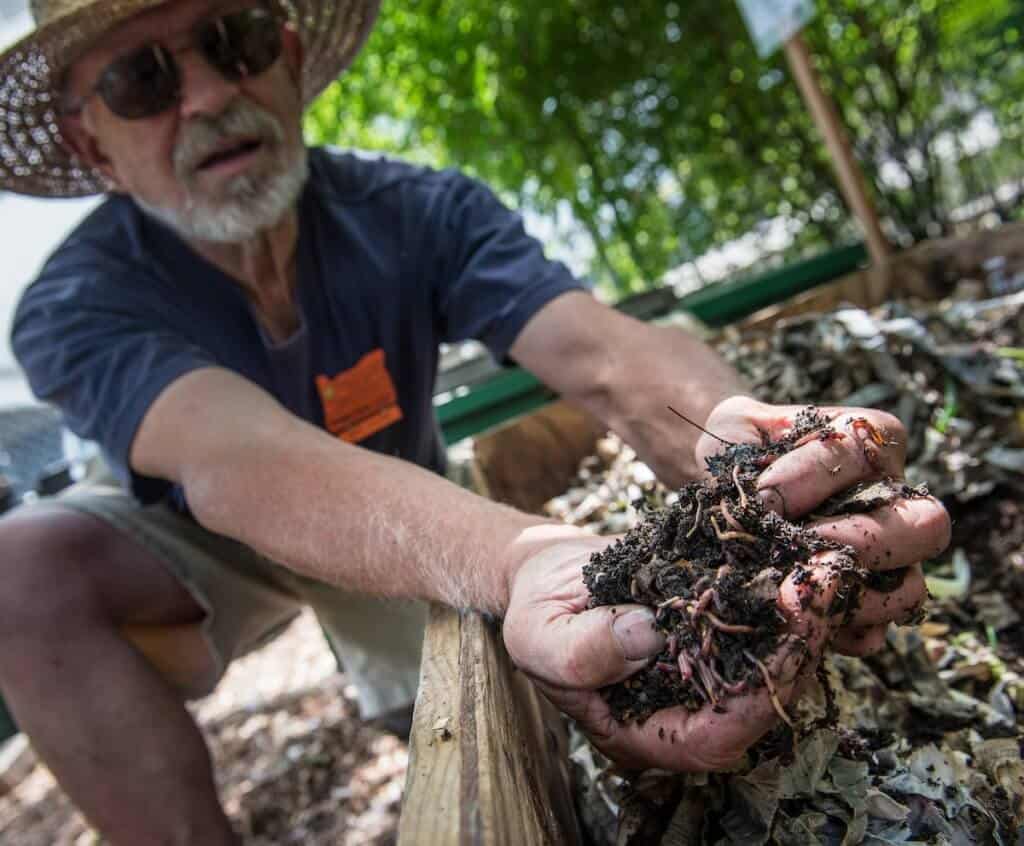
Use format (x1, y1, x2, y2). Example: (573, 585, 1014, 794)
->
(316, 349, 403, 444)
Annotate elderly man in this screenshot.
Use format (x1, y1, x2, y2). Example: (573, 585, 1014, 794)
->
(0, 0, 949, 842)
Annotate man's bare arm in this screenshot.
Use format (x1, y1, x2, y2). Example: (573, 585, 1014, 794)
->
(130, 364, 948, 774)
(129, 367, 583, 613)
(509, 291, 747, 486)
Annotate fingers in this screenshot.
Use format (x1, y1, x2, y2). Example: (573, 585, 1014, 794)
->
(536, 567, 843, 773)
(807, 496, 951, 570)
(510, 604, 667, 690)
(755, 409, 907, 520)
(840, 564, 927, 628)
(776, 560, 843, 643)
(648, 567, 842, 769)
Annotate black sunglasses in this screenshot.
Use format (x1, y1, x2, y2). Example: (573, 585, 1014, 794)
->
(62, 6, 283, 120)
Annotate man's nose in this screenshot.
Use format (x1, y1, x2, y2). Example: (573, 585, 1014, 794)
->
(175, 48, 241, 120)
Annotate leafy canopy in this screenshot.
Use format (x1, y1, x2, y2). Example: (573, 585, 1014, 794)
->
(305, 0, 1024, 298)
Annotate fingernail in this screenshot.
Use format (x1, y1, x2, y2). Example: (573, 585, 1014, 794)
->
(612, 609, 665, 661)
(757, 486, 785, 516)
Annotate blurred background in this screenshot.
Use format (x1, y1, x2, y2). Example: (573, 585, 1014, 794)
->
(1, 0, 1021, 351)
(300, 0, 1023, 297)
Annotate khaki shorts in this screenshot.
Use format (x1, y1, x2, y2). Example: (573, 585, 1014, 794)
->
(45, 478, 427, 721)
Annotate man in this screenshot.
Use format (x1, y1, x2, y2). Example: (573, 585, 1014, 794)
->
(0, 0, 949, 842)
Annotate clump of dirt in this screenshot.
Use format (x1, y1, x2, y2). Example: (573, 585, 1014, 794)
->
(582, 407, 928, 724)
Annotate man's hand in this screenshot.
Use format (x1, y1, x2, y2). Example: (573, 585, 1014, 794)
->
(502, 397, 951, 772)
(698, 396, 951, 655)
(504, 538, 842, 771)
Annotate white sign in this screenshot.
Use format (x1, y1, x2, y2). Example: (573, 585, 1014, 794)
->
(736, 0, 816, 57)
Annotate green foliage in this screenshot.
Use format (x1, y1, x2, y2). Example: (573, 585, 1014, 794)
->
(304, 0, 1024, 298)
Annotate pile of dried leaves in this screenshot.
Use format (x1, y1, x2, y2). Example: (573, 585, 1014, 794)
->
(547, 283, 1024, 845)
(0, 612, 405, 845)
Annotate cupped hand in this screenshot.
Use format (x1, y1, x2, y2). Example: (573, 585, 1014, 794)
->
(503, 538, 841, 772)
(697, 396, 951, 655)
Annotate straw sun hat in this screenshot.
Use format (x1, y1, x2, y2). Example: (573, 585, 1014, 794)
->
(0, 0, 380, 197)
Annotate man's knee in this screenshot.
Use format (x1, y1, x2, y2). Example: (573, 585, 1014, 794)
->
(0, 505, 123, 635)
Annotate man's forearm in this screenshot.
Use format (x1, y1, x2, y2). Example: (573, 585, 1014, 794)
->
(581, 320, 746, 486)
(183, 413, 584, 614)
(133, 367, 585, 615)
(511, 293, 746, 487)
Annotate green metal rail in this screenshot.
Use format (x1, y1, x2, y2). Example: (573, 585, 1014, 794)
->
(437, 242, 867, 444)
(0, 242, 865, 749)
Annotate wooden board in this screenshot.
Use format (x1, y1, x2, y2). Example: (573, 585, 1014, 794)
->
(741, 222, 1024, 330)
(473, 400, 606, 515)
(399, 605, 581, 846)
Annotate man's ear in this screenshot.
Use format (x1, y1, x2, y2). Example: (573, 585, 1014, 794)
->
(58, 113, 122, 191)
(281, 23, 303, 87)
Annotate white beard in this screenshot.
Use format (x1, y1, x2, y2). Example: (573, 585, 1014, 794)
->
(135, 100, 309, 244)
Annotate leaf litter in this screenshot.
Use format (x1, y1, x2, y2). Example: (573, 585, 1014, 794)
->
(546, 281, 1024, 845)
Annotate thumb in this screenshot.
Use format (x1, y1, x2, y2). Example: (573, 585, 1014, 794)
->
(542, 604, 666, 690)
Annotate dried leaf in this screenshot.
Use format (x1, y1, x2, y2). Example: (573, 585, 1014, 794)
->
(865, 788, 911, 823)
(984, 447, 1024, 474)
(771, 811, 829, 845)
(719, 759, 780, 845)
(779, 731, 840, 799)
(970, 591, 1022, 632)
(659, 791, 707, 846)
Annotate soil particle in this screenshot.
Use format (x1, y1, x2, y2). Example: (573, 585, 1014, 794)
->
(583, 407, 928, 724)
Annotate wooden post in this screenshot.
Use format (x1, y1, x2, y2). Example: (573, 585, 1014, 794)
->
(784, 32, 892, 266)
(399, 606, 582, 846)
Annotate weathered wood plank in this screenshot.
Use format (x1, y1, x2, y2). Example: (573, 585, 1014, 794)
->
(400, 604, 463, 844)
(399, 605, 580, 846)
(473, 400, 605, 515)
(742, 222, 1024, 331)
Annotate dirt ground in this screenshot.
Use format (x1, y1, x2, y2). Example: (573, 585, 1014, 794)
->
(0, 610, 407, 845)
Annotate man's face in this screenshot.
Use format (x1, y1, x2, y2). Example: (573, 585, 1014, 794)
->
(63, 0, 308, 243)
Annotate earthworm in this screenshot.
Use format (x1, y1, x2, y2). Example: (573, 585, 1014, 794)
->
(744, 650, 793, 728)
(691, 575, 713, 595)
(666, 634, 679, 659)
(707, 659, 727, 688)
(708, 660, 743, 695)
(677, 651, 694, 682)
(695, 658, 720, 704)
(718, 499, 747, 534)
(705, 611, 756, 634)
(732, 464, 749, 509)
(721, 679, 747, 695)
(710, 515, 758, 544)
(693, 587, 715, 618)
(685, 500, 703, 538)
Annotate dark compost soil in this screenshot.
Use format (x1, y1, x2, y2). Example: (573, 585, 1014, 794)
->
(582, 407, 929, 724)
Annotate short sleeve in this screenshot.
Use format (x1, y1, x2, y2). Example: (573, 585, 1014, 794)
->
(423, 171, 588, 361)
(11, 256, 214, 504)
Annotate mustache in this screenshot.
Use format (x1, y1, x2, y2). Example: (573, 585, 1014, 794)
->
(174, 100, 284, 176)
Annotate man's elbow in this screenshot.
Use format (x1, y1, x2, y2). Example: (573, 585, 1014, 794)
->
(178, 457, 246, 538)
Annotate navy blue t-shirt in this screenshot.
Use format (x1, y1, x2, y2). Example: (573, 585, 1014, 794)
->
(12, 148, 584, 511)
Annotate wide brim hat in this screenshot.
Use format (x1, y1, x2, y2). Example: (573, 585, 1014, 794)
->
(0, 0, 379, 197)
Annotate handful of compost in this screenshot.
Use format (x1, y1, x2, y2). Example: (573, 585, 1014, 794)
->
(582, 407, 928, 724)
